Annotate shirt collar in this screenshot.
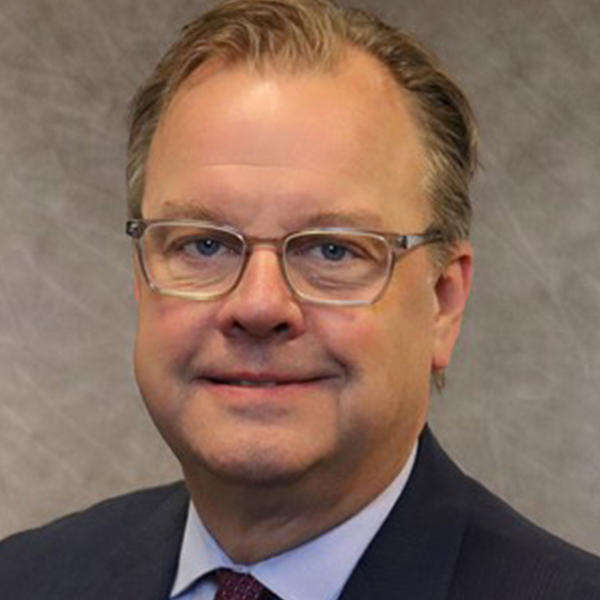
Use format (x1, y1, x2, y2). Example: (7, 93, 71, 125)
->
(171, 441, 417, 600)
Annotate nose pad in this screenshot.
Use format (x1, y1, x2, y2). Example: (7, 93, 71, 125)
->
(217, 248, 305, 339)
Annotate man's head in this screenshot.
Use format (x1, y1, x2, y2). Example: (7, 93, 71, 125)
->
(127, 0, 475, 516)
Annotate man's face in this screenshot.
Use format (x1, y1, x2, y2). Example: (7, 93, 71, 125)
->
(134, 50, 470, 496)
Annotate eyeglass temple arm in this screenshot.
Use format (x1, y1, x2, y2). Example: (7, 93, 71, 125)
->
(396, 229, 446, 251)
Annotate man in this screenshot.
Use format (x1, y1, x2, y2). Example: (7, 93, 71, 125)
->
(1, 0, 599, 598)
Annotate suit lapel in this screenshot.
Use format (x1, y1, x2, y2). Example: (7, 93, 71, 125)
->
(103, 482, 189, 600)
(339, 428, 471, 600)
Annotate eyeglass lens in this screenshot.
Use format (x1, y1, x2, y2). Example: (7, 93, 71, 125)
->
(284, 231, 389, 301)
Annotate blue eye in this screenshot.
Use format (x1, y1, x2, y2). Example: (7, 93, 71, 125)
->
(288, 236, 366, 264)
(320, 243, 348, 261)
(189, 238, 222, 256)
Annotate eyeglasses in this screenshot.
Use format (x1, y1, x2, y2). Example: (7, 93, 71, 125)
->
(126, 219, 444, 306)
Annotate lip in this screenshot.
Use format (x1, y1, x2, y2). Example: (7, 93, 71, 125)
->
(201, 372, 331, 386)
(194, 371, 336, 396)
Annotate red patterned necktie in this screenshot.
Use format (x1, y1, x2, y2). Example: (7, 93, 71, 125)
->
(214, 568, 272, 600)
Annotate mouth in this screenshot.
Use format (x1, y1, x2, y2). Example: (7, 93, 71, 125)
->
(194, 371, 339, 414)
(201, 373, 332, 389)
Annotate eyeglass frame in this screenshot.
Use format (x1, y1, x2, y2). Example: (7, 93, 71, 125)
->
(126, 218, 445, 307)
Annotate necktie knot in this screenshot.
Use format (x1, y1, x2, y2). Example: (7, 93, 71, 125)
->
(214, 568, 270, 600)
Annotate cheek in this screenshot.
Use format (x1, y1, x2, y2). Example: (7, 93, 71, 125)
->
(312, 277, 436, 412)
(133, 296, 219, 450)
(134, 294, 214, 384)
(314, 289, 434, 377)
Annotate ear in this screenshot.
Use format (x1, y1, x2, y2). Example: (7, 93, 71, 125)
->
(431, 241, 473, 372)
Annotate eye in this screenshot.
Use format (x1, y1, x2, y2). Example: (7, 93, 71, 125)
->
(309, 238, 367, 263)
(166, 230, 242, 260)
(182, 237, 223, 257)
(318, 242, 351, 262)
(287, 234, 371, 265)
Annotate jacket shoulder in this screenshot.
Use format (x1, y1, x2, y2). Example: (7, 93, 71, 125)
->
(452, 474, 600, 599)
(0, 482, 188, 596)
(341, 429, 600, 600)
(0, 482, 185, 555)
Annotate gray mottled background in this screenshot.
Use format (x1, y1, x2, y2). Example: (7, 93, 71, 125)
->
(1, 0, 599, 554)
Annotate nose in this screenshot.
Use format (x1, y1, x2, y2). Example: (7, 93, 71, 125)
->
(216, 247, 305, 340)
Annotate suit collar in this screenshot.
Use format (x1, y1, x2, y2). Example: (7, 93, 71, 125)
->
(340, 427, 471, 600)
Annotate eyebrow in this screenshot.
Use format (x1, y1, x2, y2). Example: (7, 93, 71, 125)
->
(301, 210, 385, 229)
(156, 200, 231, 224)
(155, 200, 385, 230)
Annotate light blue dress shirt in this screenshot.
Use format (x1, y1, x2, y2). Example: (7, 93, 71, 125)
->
(170, 441, 417, 600)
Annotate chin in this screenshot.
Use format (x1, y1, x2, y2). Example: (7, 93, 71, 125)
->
(181, 439, 321, 487)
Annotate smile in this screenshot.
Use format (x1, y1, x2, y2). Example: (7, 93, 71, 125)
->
(203, 373, 333, 389)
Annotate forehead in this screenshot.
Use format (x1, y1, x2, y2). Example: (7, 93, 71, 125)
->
(144, 48, 429, 231)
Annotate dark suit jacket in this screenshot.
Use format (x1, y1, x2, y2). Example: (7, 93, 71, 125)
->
(1, 428, 599, 599)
